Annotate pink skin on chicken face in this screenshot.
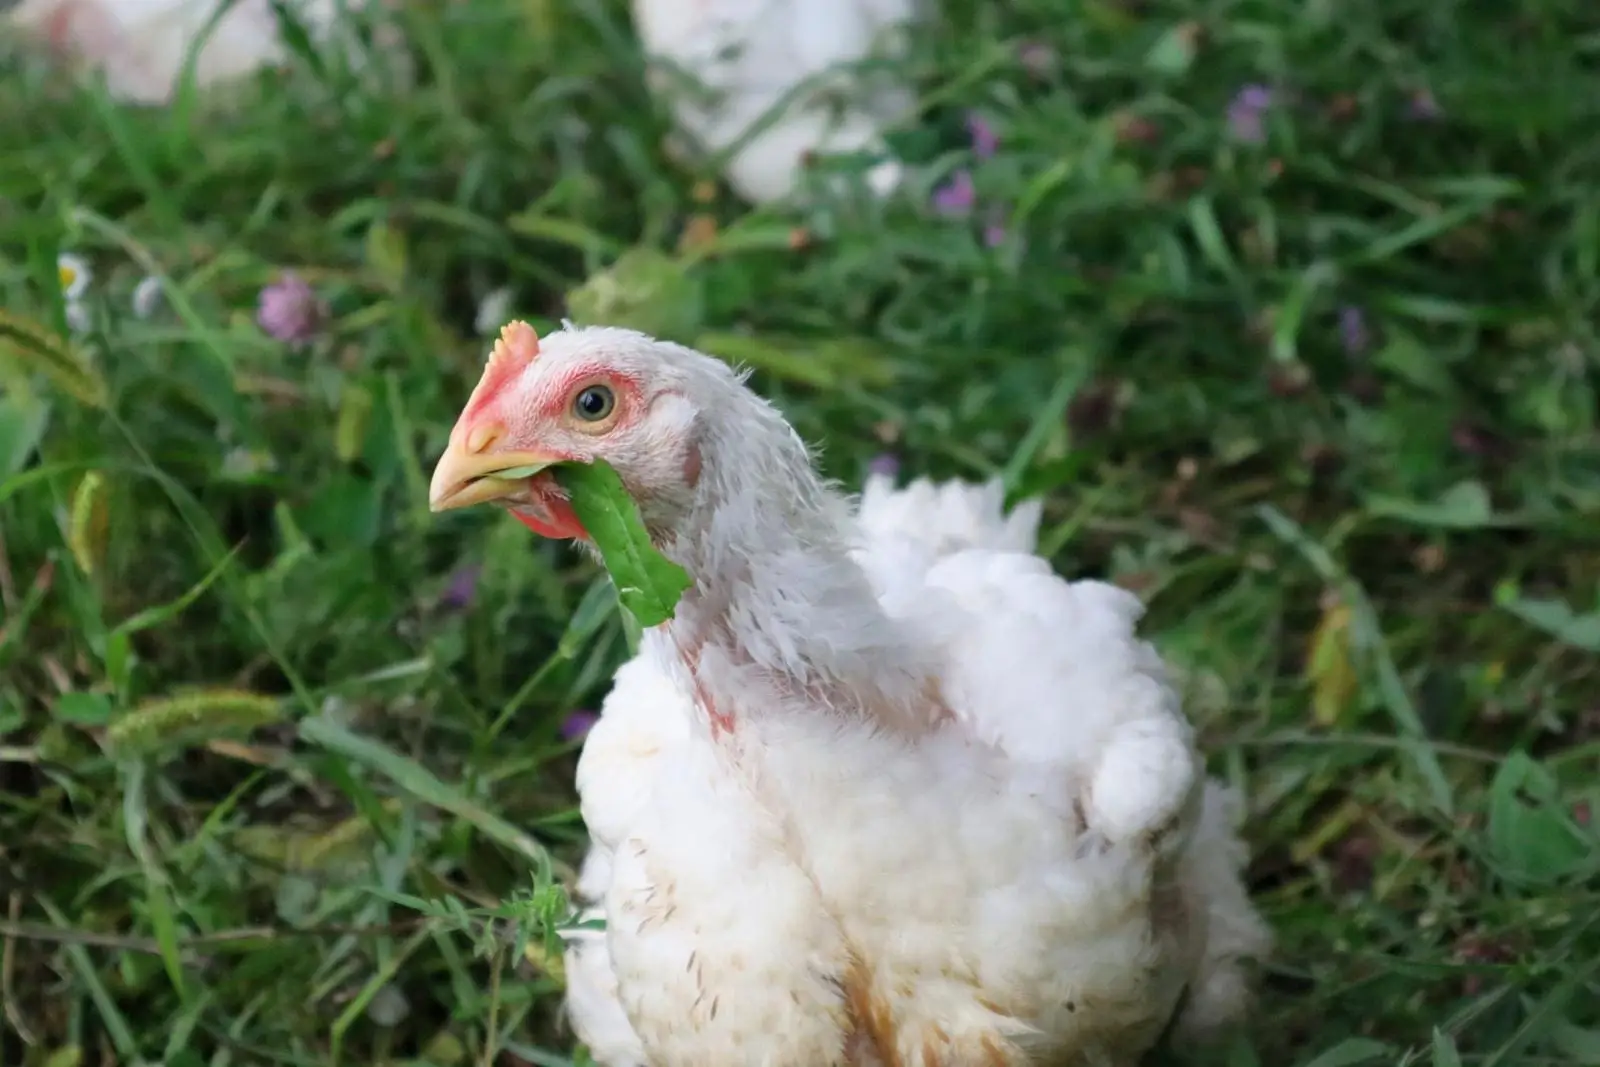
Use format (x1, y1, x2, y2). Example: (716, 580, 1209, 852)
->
(428, 322, 648, 541)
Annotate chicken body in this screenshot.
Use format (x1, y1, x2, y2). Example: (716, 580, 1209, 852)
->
(632, 0, 919, 203)
(566, 474, 1268, 1066)
(425, 325, 1270, 1067)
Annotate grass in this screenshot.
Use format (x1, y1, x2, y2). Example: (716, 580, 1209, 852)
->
(1, 0, 1598, 1064)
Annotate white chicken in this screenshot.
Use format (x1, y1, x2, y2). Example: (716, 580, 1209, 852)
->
(4, 0, 381, 106)
(429, 322, 1271, 1067)
(632, 0, 920, 204)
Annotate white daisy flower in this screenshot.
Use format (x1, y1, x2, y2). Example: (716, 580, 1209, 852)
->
(473, 285, 514, 335)
(57, 254, 92, 301)
(131, 275, 164, 319)
(65, 300, 92, 335)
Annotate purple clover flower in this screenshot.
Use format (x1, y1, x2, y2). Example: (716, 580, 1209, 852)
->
(560, 711, 599, 742)
(1226, 84, 1275, 144)
(932, 170, 976, 216)
(967, 113, 999, 160)
(868, 452, 900, 479)
(257, 271, 325, 347)
(931, 116, 1013, 250)
(439, 564, 480, 612)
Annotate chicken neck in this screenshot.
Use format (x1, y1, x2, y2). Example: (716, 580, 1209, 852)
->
(653, 400, 942, 737)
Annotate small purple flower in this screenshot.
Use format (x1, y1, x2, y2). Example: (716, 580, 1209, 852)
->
(983, 208, 1007, 248)
(868, 452, 900, 479)
(1226, 84, 1275, 144)
(1406, 88, 1442, 121)
(257, 271, 325, 347)
(967, 113, 999, 160)
(560, 711, 599, 742)
(932, 170, 976, 216)
(439, 564, 480, 612)
(1235, 85, 1274, 111)
(1338, 305, 1370, 357)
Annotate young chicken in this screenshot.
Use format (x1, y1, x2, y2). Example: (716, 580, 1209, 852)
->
(429, 322, 1270, 1067)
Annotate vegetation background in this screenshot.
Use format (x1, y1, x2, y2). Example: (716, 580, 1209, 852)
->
(1, 0, 1597, 1065)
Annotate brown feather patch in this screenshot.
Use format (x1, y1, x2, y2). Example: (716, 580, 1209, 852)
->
(843, 957, 903, 1067)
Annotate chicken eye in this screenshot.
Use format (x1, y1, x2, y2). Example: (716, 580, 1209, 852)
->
(572, 384, 615, 423)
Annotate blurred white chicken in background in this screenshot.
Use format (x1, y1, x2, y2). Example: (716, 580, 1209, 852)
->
(6, 0, 918, 205)
(2, 0, 391, 105)
(632, 0, 923, 204)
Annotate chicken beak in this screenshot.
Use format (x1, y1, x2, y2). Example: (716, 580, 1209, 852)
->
(428, 439, 564, 513)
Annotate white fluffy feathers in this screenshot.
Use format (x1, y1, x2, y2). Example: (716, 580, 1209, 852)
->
(544, 358, 1270, 1067)
(631, 0, 921, 203)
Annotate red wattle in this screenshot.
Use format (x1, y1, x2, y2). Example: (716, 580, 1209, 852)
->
(512, 500, 587, 541)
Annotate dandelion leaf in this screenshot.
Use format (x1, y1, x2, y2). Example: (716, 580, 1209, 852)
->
(555, 460, 692, 628)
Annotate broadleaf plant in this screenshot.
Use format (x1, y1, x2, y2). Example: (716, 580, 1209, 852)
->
(555, 459, 692, 628)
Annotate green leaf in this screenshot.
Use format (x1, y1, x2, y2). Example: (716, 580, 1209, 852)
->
(0, 393, 50, 477)
(1366, 480, 1495, 529)
(1270, 261, 1337, 364)
(41, 1047, 83, 1067)
(1495, 590, 1600, 652)
(1374, 328, 1457, 396)
(1294, 1037, 1391, 1067)
(365, 218, 408, 293)
(505, 211, 620, 257)
(335, 381, 375, 464)
(1143, 21, 1199, 76)
(564, 247, 705, 343)
(555, 459, 692, 628)
(1550, 1020, 1600, 1065)
(1486, 751, 1592, 886)
(119, 761, 188, 1000)
(264, 0, 326, 78)
(694, 331, 837, 388)
(55, 691, 113, 726)
(298, 469, 385, 548)
(1432, 1028, 1464, 1067)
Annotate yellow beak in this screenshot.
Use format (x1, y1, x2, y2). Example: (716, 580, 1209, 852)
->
(428, 440, 564, 513)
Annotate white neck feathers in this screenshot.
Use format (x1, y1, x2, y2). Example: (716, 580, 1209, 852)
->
(656, 378, 939, 734)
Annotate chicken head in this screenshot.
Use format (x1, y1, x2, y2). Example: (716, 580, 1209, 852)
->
(428, 322, 707, 542)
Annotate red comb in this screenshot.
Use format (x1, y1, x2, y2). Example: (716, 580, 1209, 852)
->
(462, 320, 539, 420)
